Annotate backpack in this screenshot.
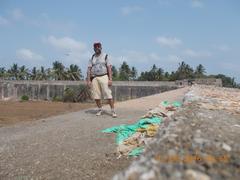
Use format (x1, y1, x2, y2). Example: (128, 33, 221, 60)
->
(90, 53, 111, 81)
(91, 53, 108, 63)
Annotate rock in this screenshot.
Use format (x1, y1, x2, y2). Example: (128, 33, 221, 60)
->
(140, 170, 156, 180)
(168, 149, 177, 156)
(221, 143, 231, 152)
(194, 138, 208, 144)
(184, 169, 210, 180)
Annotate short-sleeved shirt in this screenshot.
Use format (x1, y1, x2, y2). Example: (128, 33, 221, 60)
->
(88, 53, 111, 76)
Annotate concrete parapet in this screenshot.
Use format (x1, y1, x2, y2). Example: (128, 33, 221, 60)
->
(0, 80, 178, 101)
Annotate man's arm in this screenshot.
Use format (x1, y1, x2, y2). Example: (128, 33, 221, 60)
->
(107, 65, 112, 80)
(107, 65, 113, 86)
(87, 67, 92, 86)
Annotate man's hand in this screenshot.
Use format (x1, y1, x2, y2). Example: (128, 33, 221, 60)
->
(108, 79, 112, 86)
(87, 80, 92, 87)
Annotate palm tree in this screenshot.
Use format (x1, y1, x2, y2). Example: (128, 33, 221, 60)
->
(0, 67, 6, 79)
(18, 65, 29, 80)
(164, 72, 170, 80)
(36, 66, 48, 80)
(156, 67, 164, 80)
(119, 61, 131, 80)
(52, 61, 67, 80)
(195, 64, 206, 78)
(148, 65, 164, 81)
(8, 63, 19, 80)
(31, 67, 37, 80)
(112, 65, 118, 80)
(148, 64, 158, 81)
(175, 61, 194, 80)
(66, 64, 82, 81)
(130, 67, 137, 80)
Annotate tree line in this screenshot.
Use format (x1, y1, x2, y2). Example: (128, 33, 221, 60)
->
(0, 60, 238, 88)
(0, 61, 83, 81)
(112, 61, 238, 88)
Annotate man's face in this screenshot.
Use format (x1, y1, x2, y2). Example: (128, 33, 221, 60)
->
(94, 46, 102, 54)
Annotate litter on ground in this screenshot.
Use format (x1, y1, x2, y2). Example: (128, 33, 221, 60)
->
(102, 101, 182, 156)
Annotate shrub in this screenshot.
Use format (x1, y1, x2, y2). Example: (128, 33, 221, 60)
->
(76, 84, 92, 102)
(21, 95, 29, 101)
(63, 85, 92, 103)
(52, 96, 63, 102)
(63, 87, 76, 102)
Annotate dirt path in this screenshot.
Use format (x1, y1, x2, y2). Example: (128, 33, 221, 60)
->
(0, 101, 95, 126)
(0, 87, 188, 180)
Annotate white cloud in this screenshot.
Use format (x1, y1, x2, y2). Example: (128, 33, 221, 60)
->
(44, 35, 90, 66)
(31, 13, 77, 33)
(16, 48, 44, 61)
(123, 51, 158, 63)
(0, 16, 9, 25)
(112, 51, 186, 73)
(149, 53, 161, 61)
(121, 6, 143, 16)
(11, 8, 24, 21)
(183, 48, 211, 58)
(157, 0, 171, 6)
(0, 8, 24, 26)
(45, 35, 87, 52)
(213, 44, 230, 52)
(156, 36, 182, 48)
(110, 51, 159, 69)
(191, 0, 204, 8)
(167, 55, 181, 63)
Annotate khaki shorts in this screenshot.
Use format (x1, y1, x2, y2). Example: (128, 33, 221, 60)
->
(91, 75, 113, 99)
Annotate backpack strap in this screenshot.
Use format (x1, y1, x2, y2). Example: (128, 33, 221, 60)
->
(91, 53, 107, 62)
(91, 54, 95, 62)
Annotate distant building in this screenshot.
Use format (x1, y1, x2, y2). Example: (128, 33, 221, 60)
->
(175, 78, 222, 87)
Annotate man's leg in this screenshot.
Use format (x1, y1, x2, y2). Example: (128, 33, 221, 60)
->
(92, 77, 102, 116)
(108, 98, 114, 109)
(95, 99, 103, 116)
(95, 99, 102, 108)
(108, 99, 117, 118)
(99, 75, 117, 118)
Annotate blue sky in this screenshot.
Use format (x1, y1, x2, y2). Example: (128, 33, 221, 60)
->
(0, 0, 240, 81)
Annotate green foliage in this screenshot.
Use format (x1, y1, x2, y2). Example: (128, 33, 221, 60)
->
(174, 61, 194, 80)
(20, 95, 29, 101)
(130, 67, 138, 80)
(66, 64, 83, 80)
(111, 63, 137, 81)
(1, 61, 238, 88)
(63, 85, 91, 102)
(0, 67, 7, 79)
(63, 87, 76, 102)
(3, 62, 83, 81)
(52, 61, 67, 80)
(119, 61, 131, 80)
(8, 63, 20, 80)
(52, 96, 63, 102)
(194, 64, 206, 78)
(112, 65, 118, 80)
(138, 64, 164, 81)
(210, 74, 237, 88)
(76, 84, 92, 102)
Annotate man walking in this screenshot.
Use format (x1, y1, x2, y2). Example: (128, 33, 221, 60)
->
(87, 42, 117, 118)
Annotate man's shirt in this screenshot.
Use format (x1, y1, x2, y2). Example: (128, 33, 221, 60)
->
(88, 53, 111, 76)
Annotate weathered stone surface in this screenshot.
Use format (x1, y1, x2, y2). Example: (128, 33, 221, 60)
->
(39, 84, 48, 100)
(114, 85, 240, 180)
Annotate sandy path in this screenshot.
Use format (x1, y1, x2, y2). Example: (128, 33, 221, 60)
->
(0, 87, 188, 180)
